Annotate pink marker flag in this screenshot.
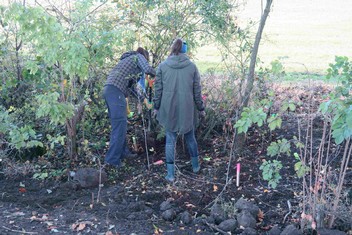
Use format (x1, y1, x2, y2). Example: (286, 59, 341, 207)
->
(236, 163, 241, 187)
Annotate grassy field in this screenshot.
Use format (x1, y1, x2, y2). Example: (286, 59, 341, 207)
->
(194, 0, 352, 74)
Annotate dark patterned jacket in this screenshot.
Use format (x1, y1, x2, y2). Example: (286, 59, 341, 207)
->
(105, 51, 156, 98)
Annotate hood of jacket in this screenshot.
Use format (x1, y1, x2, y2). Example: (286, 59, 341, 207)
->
(165, 54, 191, 69)
(120, 51, 138, 60)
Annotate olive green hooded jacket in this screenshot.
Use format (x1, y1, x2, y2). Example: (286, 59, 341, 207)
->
(153, 54, 204, 134)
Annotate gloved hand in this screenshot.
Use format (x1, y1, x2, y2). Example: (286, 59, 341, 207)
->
(143, 98, 153, 110)
(152, 109, 158, 118)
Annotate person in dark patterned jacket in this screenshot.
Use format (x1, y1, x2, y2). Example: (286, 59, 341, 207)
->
(103, 47, 156, 168)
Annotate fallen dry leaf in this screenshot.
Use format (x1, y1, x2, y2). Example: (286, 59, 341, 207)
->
(77, 223, 86, 231)
(30, 214, 49, 222)
(258, 209, 265, 222)
(185, 203, 196, 208)
(19, 188, 26, 193)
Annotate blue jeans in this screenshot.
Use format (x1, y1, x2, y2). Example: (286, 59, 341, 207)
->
(165, 129, 199, 164)
(103, 85, 130, 167)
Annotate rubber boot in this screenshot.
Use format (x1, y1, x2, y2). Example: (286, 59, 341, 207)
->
(191, 157, 200, 173)
(165, 163, 175, 182)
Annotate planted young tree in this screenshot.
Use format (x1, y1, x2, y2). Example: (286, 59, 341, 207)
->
(296, 56, 352, 229)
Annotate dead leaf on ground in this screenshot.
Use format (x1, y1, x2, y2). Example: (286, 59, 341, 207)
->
(72, 221, 94, 231)
(77, 223, 86, 231)
(30, 214, 49, 222)
(185, 203, 196, 208)
(18, 187, 26, 193)
(258, 209, 265, 222)
(9, 211, 25, 217)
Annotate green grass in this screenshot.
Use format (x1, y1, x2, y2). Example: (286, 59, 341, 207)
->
(281, 72, 326, 82)
(194, 0, 352, 75)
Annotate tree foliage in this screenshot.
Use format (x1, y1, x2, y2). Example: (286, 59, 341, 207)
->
(0, 1, 132, 158)
(0, 0, 242, 159)
(114, 0, 239, 66)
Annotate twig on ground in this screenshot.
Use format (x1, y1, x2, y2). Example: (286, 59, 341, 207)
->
(106, 208, 111, 222)
(140, 102, 150, 170)
(176, 166, 225, 186)
(35, 203, 47, 211)
(2, 226, 38, 234)
(91, 192, 94, 208)
(205, 222, 229, 235)
(283, 200, 292, 223)
(97, 157, 103, 203)
(71, 199, 79, 210)
(205, 125, 238, 209)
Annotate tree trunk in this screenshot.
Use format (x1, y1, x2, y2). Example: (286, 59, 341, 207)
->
(235, 0, 273, 153)
(241, 0, 273, 107)
(66, 102, 86, 161)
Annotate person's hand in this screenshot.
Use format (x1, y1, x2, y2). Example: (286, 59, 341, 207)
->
(152, 109, 158, 118)
(144, 98, 153, 110)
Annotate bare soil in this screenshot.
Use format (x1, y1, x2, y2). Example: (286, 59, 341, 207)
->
(0, 83, 351, 235)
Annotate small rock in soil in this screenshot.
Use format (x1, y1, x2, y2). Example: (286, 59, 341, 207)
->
(280, 224, 302, 235)
(194, 216, 207, 225)
(160, 198, 173, 211)
(237, 210, 256, 228)
(127, 201, 146, 212)
(235, 198, 260, 218)
(162, 208, 176, 221)
(73, 167, 107, 188)
(127, 209, 153, 220)
(240, 227, 257, 235)
(317, 229, 347, 235)
(218, 219, 237, 232)
(180, 211, 192, 225)
(267, 225, 281, 235)
(210, 203, 226, 224)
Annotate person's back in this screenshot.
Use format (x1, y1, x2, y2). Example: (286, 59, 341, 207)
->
(154, 41, 204, 134)
(153, 38, 205, 182)
(106, 50, 155, 98)
(103, 47, 155, 168)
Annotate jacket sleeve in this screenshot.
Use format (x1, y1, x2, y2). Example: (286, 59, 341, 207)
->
(153, 65, 163, 110)
(137, 54, 156, 77)
(193, 66, 205, 111)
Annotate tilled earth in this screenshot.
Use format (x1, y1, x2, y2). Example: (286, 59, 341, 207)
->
(1, 82, 351, 235)
(0, 150, 301, 235)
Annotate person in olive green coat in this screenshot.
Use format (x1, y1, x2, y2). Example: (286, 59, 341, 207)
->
(153, 38, 205, 182)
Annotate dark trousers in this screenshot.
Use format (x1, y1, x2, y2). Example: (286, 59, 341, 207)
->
(103, 85, 129, 167)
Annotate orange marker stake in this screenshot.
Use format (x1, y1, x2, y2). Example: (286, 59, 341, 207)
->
(236, 163, 240, 187)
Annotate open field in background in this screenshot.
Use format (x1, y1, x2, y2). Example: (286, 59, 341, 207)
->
(195, 0, 352, 75)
